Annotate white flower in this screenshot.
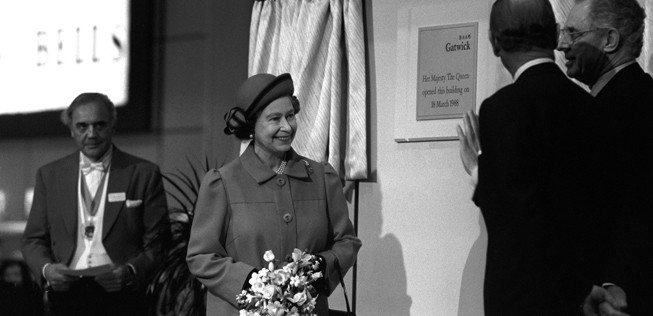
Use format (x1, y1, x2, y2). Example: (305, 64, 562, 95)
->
(251, 279, 265, 293)
(266, 301, 287, 316)
(283, 263, 294, 273)
(273, 270, 290, 285)
(290, 291, 307, 305)
(264, 250, 275, 262)
(248, 272, 260, 285)
(261, 284, 276, 299)
(290, 275, 302, 287)
(291, 248, 303, 262)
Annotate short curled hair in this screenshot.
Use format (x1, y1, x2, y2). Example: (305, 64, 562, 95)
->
(585, 0, 645, 58)
(224, 95, 300, 140)
(490, 0, 558, 52)
(60, 92, 117, 127)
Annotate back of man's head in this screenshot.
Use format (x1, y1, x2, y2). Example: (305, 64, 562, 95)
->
(584, 0, 645, 58)
(490, 0, 557, 53)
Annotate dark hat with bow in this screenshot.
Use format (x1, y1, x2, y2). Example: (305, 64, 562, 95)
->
(224, 73, 295, 137)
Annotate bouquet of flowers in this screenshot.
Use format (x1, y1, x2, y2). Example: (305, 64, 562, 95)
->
(236, 249, 323, 316)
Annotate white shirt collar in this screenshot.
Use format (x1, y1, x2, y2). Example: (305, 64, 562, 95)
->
(513, 58, 555, 82)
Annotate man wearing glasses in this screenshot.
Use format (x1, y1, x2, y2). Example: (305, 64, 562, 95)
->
(467, 0, 630, 314)
(22, 93, 169, 316)
(558, 0, 653, 315)
(459, 0, 652, 314)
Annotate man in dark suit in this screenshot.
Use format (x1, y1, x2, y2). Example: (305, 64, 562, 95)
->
(473, 0, 626, 315)
(558, 0, 653, 314)
(21, 93, 169, 316)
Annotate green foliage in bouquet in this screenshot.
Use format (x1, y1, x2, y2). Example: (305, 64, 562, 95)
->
(146, 156, 220, 316)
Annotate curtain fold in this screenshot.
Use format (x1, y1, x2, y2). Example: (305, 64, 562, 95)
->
(249, 0, 368, 180)
(641, 0, 653, 73)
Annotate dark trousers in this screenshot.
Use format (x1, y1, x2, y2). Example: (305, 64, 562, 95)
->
(47, 277, 146, 316)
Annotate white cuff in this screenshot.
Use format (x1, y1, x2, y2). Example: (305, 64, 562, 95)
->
(126, 263, 137, 275)
(42, 263, 51, 281)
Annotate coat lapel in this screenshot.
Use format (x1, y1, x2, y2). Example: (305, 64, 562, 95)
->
(60, 153, 80, 239)
(103, 148, 131, 239)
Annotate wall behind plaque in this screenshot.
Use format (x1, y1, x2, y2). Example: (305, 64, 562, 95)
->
(357, 0, 503, 315)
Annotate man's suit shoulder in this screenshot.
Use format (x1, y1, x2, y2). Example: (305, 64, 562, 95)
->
(480, 64, 594, 130)
(487, 65, 591, 102)
(117, 150, 159, 168)
(38, 152, 78, 173)
(597, 64, 653, 121)
(111, 148, 161, 174)
(605, 63, 653, 97)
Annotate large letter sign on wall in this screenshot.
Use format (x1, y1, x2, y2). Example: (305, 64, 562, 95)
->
(0, 0, 129, 115)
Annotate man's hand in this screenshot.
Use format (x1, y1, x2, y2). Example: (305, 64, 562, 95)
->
(44, 263, 75, 291)
(456, 110, 481, 175)
(582, 285, 629, 316)
(95, 265, 134, 292)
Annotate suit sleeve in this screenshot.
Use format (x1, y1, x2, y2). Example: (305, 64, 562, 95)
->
(21, 168, 55, 283)
(317, 163, 362, 295)
(186, 170, 256, 308)
(126, 165, 169, 286)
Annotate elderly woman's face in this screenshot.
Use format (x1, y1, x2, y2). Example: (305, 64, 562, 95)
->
(253, 96, 297, 157)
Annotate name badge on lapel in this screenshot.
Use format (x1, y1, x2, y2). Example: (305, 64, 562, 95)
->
(108, 192, 126, 203)
(126, 199, 143, 208)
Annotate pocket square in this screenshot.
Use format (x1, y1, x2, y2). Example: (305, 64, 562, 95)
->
(125, 199, 143, 208)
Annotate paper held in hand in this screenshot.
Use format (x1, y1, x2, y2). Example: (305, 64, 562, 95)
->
(62, 264, 113, 277)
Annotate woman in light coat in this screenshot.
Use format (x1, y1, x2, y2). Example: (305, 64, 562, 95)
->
(186, 73, 361, 316)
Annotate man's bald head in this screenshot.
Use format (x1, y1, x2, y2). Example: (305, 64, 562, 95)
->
(490, 0, 558, 53)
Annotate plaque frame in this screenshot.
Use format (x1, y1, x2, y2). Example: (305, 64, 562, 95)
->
(393, 1, 498, 143)
(416, 22, 478, 121)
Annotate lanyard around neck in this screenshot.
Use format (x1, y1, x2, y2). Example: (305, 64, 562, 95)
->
(80, 168, 109, 219)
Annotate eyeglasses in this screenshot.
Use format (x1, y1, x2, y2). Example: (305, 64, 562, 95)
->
(559, 27, 607, 44)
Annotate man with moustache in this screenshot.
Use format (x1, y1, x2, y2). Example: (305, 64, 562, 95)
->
(557, 0, 653, 314)
(21, 93, 169, 316)
(470, 0, 627, 315)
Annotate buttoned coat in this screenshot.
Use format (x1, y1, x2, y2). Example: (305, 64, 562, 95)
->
(186, 144, 361, 316)
(21, 147, 169, 288)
